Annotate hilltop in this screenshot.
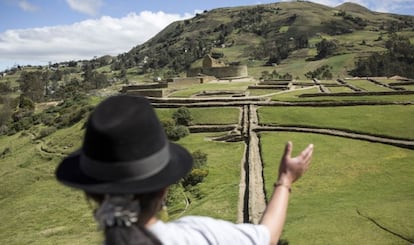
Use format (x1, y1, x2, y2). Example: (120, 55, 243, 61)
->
(118, 1, 414, 78)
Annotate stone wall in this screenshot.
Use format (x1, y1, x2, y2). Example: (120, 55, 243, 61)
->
(168, 76, 215, 86)
(121, 83, 167, 92)
(124, 89, 165, 97)
(187, 65, 248, 79)
(299, 90, 414, 97)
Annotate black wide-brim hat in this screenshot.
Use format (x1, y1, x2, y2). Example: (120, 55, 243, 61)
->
(56, 95, 193, 194)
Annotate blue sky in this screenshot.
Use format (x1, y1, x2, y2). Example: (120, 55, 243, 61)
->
(1, 0, 413, 71)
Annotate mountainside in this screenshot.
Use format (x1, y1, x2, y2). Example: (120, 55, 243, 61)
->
(113, 1, 414, 78)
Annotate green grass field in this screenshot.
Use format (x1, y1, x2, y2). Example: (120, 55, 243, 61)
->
(260, 132, 414, 244)
(258, 105, 414, 139)
(326, 86, 354, 93)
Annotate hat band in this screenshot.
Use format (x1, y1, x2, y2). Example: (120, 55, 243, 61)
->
(79, 144, 170, 181)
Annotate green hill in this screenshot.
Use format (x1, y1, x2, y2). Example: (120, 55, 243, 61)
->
(117, 1, 414, 78)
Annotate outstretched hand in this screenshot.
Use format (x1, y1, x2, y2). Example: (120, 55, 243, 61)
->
(277, 141, 313, 186)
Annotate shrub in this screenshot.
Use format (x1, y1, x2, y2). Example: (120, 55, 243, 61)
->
(182, 168, 209, 187)
(40, 113, 56, 126)
(162, 118, 190, 141)
(192, 150, 208, 169)
(0, 147, 11, 158)
(173, 107, 193, 126)
(167, 125, 189, 141)
(38, 126, 57, 139)
(305, 65, 333, 79)
(166, 183, 183, 206)
(161, 118, 176, 138)
(18, 95, 35, 110)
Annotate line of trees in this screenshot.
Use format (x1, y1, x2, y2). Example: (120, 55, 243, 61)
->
(350, 34, 414, 78)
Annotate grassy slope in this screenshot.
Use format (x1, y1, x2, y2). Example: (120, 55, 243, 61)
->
(0, 124, 101, 245)
(258, 105, 414, 139)
(260, 132, 413, 244)
(175, 133, 244, 222)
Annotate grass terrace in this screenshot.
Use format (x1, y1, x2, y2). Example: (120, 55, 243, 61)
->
(156, 107, 240, 125)
(260, 132, 414, 245)
(325, 86, 354, 93)
(258, 105, 414, 140)
(345, 79, 395, 92)
(168, 81, 254, 98)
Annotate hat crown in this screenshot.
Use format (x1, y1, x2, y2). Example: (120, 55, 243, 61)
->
(83, 96, 167, 163)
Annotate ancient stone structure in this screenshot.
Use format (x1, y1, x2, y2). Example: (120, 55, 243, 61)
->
(123, 89, 165, 97)
(187, 55, 248, 79)
(121, 83, 167, 97)
(202, 55, 226, 68)
(167, 76, 216, 86)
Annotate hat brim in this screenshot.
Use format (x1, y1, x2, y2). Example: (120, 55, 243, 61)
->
(55, 143, 193, 194)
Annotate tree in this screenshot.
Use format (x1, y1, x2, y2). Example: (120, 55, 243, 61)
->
(350, 34, 414, 78)
(18, 71, 46, 102)
(295, 34, 309, 49)
(82, 64, 108, 90)
(18, 95, 35, 111)
(0, 96, 12, 130)
(316, 39, 338, 59)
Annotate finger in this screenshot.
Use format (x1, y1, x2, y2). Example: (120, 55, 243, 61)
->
(283, 141, 293, 159)
(300, 144, 314, 161)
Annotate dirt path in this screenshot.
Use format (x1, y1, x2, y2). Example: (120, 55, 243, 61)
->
(237, 105, 267, 224)
(247, 105, 267, 224)
(237, 105, 248, 223)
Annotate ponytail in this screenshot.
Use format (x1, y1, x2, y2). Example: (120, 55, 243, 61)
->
(85, 191, 163, 245)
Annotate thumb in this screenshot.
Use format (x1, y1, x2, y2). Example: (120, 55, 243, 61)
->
(283, 141, 293, 159)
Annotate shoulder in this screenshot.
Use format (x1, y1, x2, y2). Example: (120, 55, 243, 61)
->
(149, 216, 270, 245)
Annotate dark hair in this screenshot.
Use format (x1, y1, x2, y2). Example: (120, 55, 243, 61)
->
(86, 192, 163, 245)
(105, 226, 161, 245)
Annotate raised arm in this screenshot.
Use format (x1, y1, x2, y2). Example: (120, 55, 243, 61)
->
(260, 141, 314, 245)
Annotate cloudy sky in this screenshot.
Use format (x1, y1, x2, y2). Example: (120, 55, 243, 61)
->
(1, 0, 413, 71)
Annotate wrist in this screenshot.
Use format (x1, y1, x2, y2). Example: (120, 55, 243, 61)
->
(273, 181, 291, 193)
(277, 175, 293, 186)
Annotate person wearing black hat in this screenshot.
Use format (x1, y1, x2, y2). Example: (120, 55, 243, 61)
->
(56, 95, 313, 245)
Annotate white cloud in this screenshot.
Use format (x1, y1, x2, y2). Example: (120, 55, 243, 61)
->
(18, 0, 38, 12)
(66, 0, 103, 16)
(0, 11, 193, 69)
